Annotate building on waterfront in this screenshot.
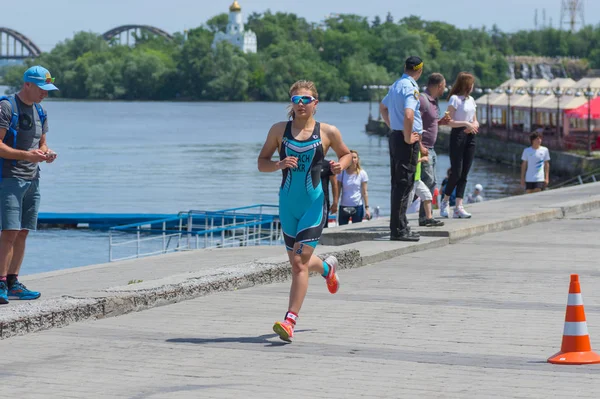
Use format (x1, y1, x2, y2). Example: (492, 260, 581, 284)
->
(475, 77, 600, 152)
(211, 1, 257, 54)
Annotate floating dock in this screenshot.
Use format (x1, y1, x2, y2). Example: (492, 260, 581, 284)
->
(37, 211, 279, 231)
(37, 213, 178, 229)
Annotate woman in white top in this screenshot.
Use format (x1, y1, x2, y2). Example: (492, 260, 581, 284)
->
(336, 150, 370, 225)
(439, 72, 479, 219)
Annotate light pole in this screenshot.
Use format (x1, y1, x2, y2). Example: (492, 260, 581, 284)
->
(527, 86, 536, 132)
(584, 87, 594, 156)
(505, 86, 513, 141)
(484, 88, 492, 132)
(553, 86, 563, 140)
(363, 85, 372, 120)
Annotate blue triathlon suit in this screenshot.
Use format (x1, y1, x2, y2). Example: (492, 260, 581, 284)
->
(279, 121, 327, 251)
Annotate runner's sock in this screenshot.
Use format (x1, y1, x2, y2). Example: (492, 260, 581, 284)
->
(7, 274, 18, 289)
(321, 261, 330, 278)
(285, 311, 298, 326)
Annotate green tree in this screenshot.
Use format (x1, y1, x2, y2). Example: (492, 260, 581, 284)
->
(205, 42, 249, 101)
(206, 13, 229, 33)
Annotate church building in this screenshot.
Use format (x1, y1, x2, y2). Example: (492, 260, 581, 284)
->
(211, 1, 258, 53)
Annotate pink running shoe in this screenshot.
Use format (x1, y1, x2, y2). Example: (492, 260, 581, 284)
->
(273, 320, 294, 343)
(323, 255, 340, 294)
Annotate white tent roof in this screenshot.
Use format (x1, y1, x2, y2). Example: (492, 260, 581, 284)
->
(475, 78, 597, 109)
(548, 78, 577, 88)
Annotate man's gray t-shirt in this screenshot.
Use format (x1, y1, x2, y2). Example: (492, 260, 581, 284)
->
(419, 91, 439, 149)
(0, 95, 48, 180)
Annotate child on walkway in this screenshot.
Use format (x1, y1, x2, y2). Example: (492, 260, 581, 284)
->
(411, 151, 444, 227)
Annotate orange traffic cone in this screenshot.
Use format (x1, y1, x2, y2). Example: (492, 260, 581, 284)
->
(548, 274, 600, 365)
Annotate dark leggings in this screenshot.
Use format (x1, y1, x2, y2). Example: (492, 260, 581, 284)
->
(444, 127, 476, 199)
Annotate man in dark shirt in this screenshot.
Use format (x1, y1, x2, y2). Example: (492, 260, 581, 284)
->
(0, 65, 58, 304)
(320, 159, 339, 228)
(418, 73, 449, 226)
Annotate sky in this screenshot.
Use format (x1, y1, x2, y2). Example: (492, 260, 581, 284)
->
(1, 0, 598, 52)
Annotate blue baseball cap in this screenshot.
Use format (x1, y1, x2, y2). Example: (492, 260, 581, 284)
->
(23, 65, 59, 91)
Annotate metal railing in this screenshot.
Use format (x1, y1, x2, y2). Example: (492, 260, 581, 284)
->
(549, 168, 600, 190)
(108, 204, 282, 262)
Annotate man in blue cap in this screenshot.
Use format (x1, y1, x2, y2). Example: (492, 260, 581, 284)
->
(0, 65, 58, 304)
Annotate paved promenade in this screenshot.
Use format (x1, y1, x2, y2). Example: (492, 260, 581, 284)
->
(2, 206, 600, 397)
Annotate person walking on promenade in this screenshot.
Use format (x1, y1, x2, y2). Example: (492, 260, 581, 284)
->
(337, 150, 370, 225)
(521, 132, 550, 193)
(418, 72, 450, 226)
(320, 158, 339, 228)
(0, 65, 58, 304)
(257, 80, 352, 342)
(439, 72, 479, 219)
(380, 56, 424, 242)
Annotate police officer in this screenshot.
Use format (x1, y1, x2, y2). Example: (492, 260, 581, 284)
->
(379, 56, 424, 242)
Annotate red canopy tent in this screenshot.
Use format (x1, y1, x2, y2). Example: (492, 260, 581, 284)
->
(565, 96, 600, 119)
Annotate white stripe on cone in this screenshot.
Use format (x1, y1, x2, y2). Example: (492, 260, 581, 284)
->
(563, 321, 589, 336)
(567, 293, 584, 306)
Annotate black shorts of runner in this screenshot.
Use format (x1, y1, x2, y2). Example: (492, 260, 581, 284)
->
(526, 182, 545, 190)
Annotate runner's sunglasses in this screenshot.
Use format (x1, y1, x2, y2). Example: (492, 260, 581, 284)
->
(291, 95, 317, 105)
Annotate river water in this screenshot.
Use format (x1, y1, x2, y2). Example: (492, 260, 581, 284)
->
(14, 100, 522, 274)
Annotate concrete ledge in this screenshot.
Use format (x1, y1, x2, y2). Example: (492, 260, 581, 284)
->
(1, 249, 361, 340)
(322, 183, 600, 245)
(442, 208, 563, 244)
(348, 237, 450, 266)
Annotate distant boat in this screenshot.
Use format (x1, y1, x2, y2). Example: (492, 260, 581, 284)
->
(338, 96, 350, 103)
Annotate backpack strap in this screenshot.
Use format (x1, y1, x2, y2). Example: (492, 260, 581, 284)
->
(0, 95, 19, 136)
(34, 103, 46, 129)
(0, 95, 20, 170)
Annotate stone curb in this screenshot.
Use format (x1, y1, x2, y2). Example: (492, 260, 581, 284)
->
(0, 250, 360, 340)
(323, 195, 600, 245)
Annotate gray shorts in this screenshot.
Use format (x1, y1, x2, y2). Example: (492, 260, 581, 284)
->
(411, 180, 433, 202)
(0, 178, 41, 231)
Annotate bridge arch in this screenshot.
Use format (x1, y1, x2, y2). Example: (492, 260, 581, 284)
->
(0, 27, 42, 59)
(102, 25, 173, 43)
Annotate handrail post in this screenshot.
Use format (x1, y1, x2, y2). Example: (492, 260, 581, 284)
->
(204, 212, 208, 248)
(257, 216, 262, 244)
(221, 213, 225, 247)
(162, 221, 166, 253)
(187, 212, 192, 250)
(178, 217, 183, 249)
(109, 229, 113, 262)
(232, 214, 236, 244)
(136, 226, 140, 258)
(210, 214, 214, 248)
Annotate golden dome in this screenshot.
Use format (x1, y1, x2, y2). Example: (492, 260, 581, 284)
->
(229, 1, 241, 11)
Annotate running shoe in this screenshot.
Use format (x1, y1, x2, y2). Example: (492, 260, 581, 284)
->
(0, 281, 8, 304)
(453, 206, 472, 219)
(323, 255, 340, 294)
(273, 320, 294, 343)
(439, 199, 450, 218)
(8, 281, 41, 300)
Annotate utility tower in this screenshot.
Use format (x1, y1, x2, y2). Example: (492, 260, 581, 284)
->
(560, 0, 585, 32)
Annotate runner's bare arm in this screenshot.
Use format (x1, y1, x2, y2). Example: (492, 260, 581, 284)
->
(258, 122, 296, 172)
(323, 124, 351, 173)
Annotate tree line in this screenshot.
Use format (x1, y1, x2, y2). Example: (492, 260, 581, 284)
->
(2, 13, 599, 101)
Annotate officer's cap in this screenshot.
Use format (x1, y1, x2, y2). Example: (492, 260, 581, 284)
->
(405, 56, 424, 72)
